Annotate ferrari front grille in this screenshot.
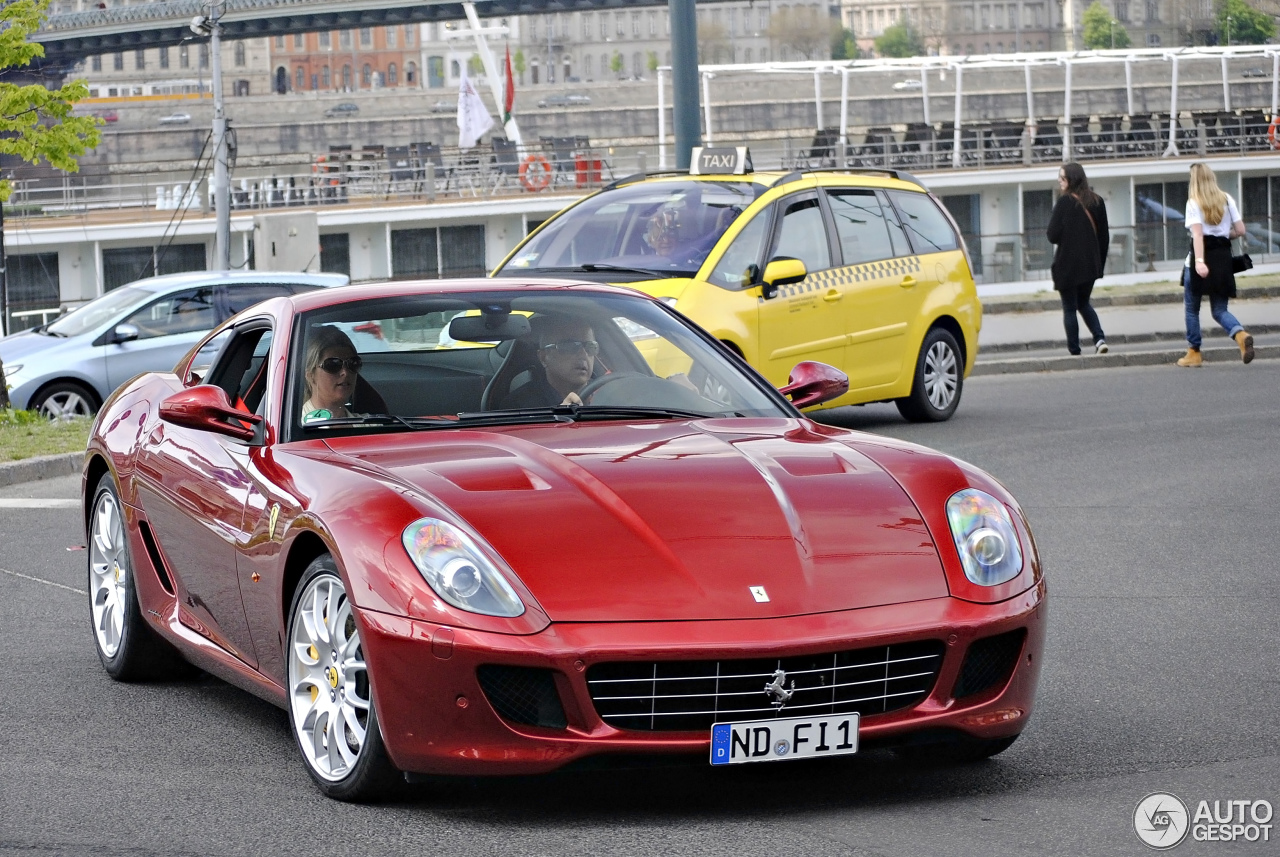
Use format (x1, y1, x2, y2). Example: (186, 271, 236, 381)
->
(476, 665, 568, 729)
(953, 629, 1026, 699)
(586, 640, 945, 732)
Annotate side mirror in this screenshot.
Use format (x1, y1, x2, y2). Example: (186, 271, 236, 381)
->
(159, 385, 262, 442)
(112, 323, 140, 344)
(779, 361, 849, 409)
(762, 258, 807, 288)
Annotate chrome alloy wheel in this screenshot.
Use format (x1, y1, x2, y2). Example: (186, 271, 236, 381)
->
(39, 389, 94, 420)
(89, 489, 129, 658)
(288, 575, 371, 782)
(922, 339, 959, 411)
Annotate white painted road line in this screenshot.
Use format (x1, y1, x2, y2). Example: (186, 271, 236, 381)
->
(0, 566, 87, 595)
(0, 499, 80, 509)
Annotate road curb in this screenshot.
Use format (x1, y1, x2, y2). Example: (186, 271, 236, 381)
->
(984, 323, 1280, 354)
(0, 452, 83, 489)
(973, 343, 1280, 376)
(983, 283, 1280, 315)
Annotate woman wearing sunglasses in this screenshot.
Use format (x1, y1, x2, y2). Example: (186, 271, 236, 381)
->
(301, 325, 366, 423)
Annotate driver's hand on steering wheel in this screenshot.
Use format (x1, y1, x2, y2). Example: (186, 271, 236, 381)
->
(561, 392, 584, 406)
(666, 373, 699, 393)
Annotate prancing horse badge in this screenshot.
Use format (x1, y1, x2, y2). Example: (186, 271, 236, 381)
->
(749, 586, 769, 603)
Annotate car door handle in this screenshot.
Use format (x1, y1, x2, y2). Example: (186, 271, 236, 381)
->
(900, 275, 917, 288)
(823, 288, 842, 302)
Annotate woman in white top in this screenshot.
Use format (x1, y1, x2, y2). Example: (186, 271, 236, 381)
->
(1177, 162, 1254, 367)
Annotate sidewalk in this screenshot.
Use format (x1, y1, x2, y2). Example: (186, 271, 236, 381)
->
(974, 277, 1280, 376)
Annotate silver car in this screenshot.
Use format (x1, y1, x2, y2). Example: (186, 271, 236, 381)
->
(1, 271, 349, 418)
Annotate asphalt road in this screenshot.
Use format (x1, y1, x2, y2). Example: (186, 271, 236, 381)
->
(1, 361, 1277, 857)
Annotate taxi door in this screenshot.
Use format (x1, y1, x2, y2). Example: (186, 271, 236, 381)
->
(822, 188, 922, 393)
(755, 192, 847, 387)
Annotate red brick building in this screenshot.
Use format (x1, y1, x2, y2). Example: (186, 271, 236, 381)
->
(269, 25, 422, 93)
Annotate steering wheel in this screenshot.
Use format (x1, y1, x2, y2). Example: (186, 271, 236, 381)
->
(577, 371, 645, 402)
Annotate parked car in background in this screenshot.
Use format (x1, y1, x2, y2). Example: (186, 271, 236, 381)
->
(0, 271, 349, 418)
(1241, 67, 1268, 78)
(158, 112, 191, 125)
(429, 99, 454, 113)
(536, 93, 592, 108)
(93, 109, 119, 123)
(324, 102, 360, 118)
(892, 79, 923, 91)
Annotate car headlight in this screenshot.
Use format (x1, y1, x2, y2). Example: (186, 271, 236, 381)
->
(402, 518, 524, 617)
(945, 489, 1024, 587)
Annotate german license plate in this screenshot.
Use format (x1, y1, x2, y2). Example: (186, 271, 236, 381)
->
(709, 713, 859, 765)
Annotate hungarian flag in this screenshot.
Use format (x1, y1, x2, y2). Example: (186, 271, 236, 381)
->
(503, 44, 515, 125)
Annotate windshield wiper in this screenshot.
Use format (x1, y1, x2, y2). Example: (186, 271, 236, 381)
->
(578, 263, 673, 278)
(302, 414, 456, 431)
(569, 405, 723, 421)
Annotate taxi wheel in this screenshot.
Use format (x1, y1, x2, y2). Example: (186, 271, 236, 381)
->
(286, 555, 401, 802)
(896, 328, 962, 423)
(88, 474, 190, 681)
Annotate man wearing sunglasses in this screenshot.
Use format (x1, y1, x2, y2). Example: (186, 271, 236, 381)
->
(301, 325, 367, 423)
(500, 316, 601, 410)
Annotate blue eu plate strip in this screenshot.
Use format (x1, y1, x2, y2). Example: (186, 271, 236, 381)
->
(710, 723, 731, 766)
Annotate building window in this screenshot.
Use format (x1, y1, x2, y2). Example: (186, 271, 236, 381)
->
(179, 45, 189, 68)
(296, 66, 305, 89)
(233, 42, 245, 66)
(632, 11, 641, 37)
(134, 49, 145, 70)
(362, 63, 372, 85)
(616, 12, 624, 36)
(404, 25, 414, 47)
(275, 35, 284, 50)
(1116, 1, 1129, 21)
(387, 62, 398, 85)
(113, 52, 123, 71)
(320, 31, 331, 49)
(387, 26, 397, 48)
(360, 28, 372, 47)
(322, 66, 331, 87)
(340, 30, 352, 49)
(199, 44, 209, 68)
(1145, 0, 1160, 22)
(1008, 5, 1017, 27)
(1147, 32, 1161, 46)
(406, 61, 417, 84)
(451, 59, 460, 78)
(292, 33, 302, 49)
(91, 55, 101, 71)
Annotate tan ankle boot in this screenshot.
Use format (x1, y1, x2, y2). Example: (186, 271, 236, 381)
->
(1177, 348, 1203, 367)
(1234, 330, 1255, 364)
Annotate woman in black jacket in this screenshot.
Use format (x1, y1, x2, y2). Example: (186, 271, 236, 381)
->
(1047, 162, 1110, 355)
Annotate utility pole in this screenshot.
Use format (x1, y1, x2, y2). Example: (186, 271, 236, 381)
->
(668, 0, 702, 169)
(210, 2, 230, 271)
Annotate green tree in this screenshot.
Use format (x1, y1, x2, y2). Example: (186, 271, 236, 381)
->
(1216, 0, 1275, 45)
(767, 6, 839, 60)
(1082, 1, 1132, 48)
(831, 27, 861, 60)
(0, 0, 101, 403)
(874, 20, 925, 58)
(609, 52, 624, 78)
(513, 48, 526, 85)
(697, 21, 730, 64)
(647, 51, 659, 74)
(467, 54, 483, 76)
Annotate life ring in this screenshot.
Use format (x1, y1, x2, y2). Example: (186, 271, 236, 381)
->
(1269, 115, 1280, 150)
(519, 154, 552, 192)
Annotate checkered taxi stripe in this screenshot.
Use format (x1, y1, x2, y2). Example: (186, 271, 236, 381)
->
(766, 255, 923, 301)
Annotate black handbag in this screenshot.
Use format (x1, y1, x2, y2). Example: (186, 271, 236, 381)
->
(1232, 252, 1253, 273)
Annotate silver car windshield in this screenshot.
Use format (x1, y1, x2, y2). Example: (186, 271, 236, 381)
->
(497, 180, 759, 279)
(45, 286, 154, 337)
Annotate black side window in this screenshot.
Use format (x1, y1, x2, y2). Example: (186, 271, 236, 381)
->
(887, 190, 960, 255)
(771, 197, 831, 273)
(206, 326, 274, 412)
(123, 287, 216, 339)
(214, 283, 296, 320)
(826, 190, 911, 265)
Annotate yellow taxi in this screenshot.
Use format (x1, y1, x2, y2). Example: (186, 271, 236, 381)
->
(492, 147, 980, 421)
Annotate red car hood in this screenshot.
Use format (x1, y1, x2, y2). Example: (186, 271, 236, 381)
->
(329, 418, 948, 622)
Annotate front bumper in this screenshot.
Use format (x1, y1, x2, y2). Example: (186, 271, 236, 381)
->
(358, 581, 1046, 776)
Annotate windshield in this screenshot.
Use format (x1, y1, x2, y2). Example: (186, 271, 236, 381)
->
(290, 289, 788, 439)
(496, 180, 760, 280)
(46, 286, 154, 337)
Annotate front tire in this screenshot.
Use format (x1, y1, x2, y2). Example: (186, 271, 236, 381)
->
(88, 474, 189, 681)
(286, 555, 400, 801)
(33, 381, 97, 420)
(896, 328, 963, 422)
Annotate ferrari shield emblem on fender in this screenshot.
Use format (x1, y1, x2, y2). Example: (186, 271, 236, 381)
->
(749, 585, 769, 602)
(268, 504, 280, 541)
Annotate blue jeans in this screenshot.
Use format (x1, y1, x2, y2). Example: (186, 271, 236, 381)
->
(1183, 266, 1243, 349)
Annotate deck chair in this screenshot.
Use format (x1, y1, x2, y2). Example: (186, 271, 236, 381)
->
(490, 137, 520, 191)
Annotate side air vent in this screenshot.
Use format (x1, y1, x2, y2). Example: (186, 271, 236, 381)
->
(476, 665, 568, 729)
(954, 629, 1026, 699)
(137, 521, 175, 595)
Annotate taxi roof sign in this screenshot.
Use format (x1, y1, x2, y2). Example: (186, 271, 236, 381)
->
(690, 146, 752, 176)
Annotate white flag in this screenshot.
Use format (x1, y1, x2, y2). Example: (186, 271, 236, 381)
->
(456, 67, 494, 150)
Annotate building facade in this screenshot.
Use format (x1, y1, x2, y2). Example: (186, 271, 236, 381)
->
(77, 38, 272, 99)
(268, 25, 424, 94)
